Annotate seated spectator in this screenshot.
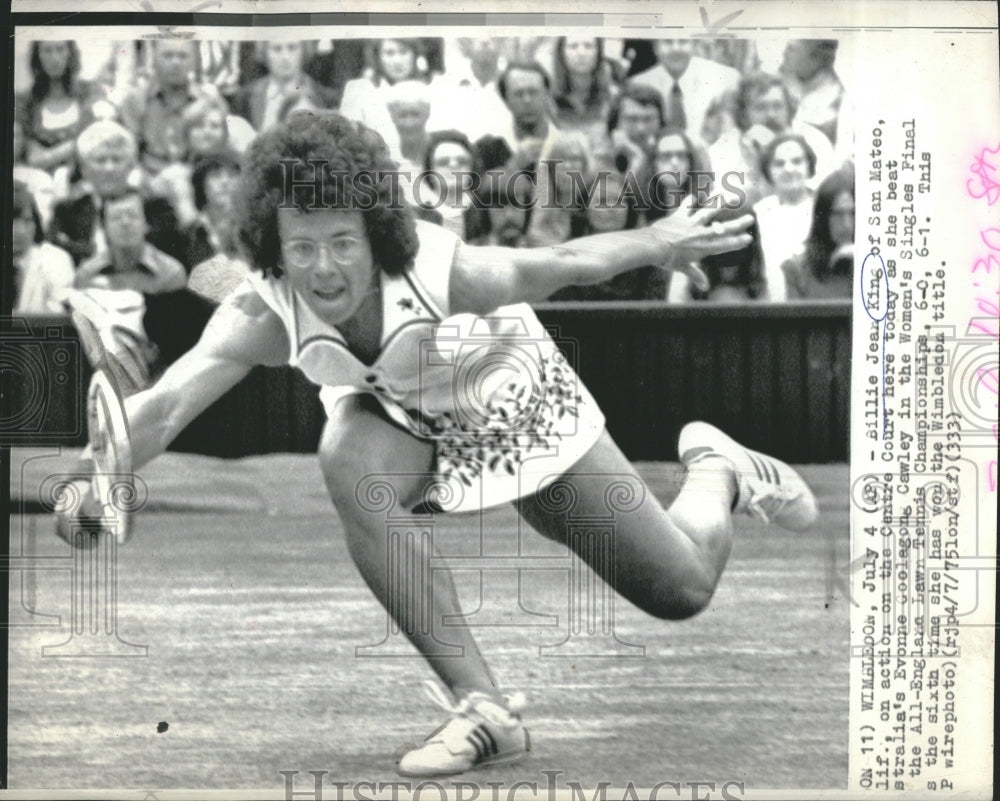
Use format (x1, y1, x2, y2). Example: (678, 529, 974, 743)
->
(709, 72, 836, 208)
(412, 130, 490, 243)
(650, 127, 720, 300)
(13, 117, 59, 230)
(479, 172, 534, 248)
(650, 127, 710, 216)
(120, 39, 215, 175)
(753, 132, 817, 300)
(74, 189, 187, 293)
(782, 165, 855, 299)
(147, 95, 240, 227)
(628, 38, 740, 146)
(595, 83, 664, 182)
(670, 207, 766, 302)
(181, 152, 243, 270)
(385, 80, 433, 177)
(72, 189, 187, 389)
(530, 130, 608, 248)
(551, 37, 623, 154)
(339, 38, 434, 155)
(15, 41, 96, 175)
(231, 39, 335, 133)
(49, 120, 183, 266)
(465, 60, 561, 235)
(11, 181, 75, 314)
(542, 128, 695, 302)
(493, 60, 560, 171)
(595, 88, 711, 230)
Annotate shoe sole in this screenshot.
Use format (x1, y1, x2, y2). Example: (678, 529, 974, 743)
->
(397, 748, 529, 778)
(678, 421, 818, 531)
(397, 729, 530, 778)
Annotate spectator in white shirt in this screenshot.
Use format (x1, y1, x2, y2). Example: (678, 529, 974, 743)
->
(11, 181, 74, 314)
(753, 132, 817, 300)
(709, 72, 836, 209)
(780, 39, 852, 153)
(628, 39, 740, 147)
(434, 37, 511, 142)
(339, 39, 433, 155)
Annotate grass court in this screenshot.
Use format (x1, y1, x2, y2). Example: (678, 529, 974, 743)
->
(8, 449, 850, 793)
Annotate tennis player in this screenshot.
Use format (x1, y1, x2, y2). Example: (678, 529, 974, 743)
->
(59, 112, 817, 777)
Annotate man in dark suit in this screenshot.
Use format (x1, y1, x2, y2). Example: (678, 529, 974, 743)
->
(231, 40, 337, 132)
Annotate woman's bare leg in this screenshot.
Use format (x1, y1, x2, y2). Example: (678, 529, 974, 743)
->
(517, 428, 738, 619)
(318, 394, 499, 698)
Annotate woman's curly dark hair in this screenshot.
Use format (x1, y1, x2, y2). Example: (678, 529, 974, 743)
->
(236, 111, 419, 278)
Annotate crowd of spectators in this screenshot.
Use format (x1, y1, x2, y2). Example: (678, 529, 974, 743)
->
(11, 35, 856, 380)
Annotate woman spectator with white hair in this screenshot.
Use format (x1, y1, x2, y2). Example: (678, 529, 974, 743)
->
(385, 80, 433, 174)
(49, 120, 184, 267)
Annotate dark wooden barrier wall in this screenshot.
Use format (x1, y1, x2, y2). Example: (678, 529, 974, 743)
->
(534, 301, 852, 463)
(2, 302, 851, 462)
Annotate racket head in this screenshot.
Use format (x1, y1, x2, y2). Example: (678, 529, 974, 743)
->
(87, 367, 135, 543)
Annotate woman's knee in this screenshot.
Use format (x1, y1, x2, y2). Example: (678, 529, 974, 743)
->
(629, 576, 716, 621)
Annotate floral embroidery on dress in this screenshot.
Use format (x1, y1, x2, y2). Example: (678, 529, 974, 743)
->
(397, 296, 425, 316)
(434, 350, 584, 488)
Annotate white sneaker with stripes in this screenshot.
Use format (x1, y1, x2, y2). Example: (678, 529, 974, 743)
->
(678, 421, 819, 531)
(397, 682, 530, 777)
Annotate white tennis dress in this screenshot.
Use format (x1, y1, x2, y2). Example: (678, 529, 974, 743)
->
(247, 221, 605, 513)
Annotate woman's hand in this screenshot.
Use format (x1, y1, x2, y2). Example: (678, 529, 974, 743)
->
(650, 204, 754, 292)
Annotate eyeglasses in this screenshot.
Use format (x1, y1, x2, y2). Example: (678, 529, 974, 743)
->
(655, 150, 690, 162)
(282, 236, 364, 268)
